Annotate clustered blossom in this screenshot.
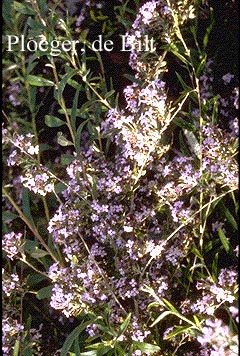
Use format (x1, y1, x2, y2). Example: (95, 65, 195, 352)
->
(2, 314, 43, 356)
(190, 267, 238, 317)
(102, 79, 170, 169)
(74, 0, 106, 31)
(2, 269, 21, 296)
(3, 130, 39, 169)
(125, 0, 172, 72)
(21, 167, 55, 196)
(7, 81, 21, 106)
(201, 123, 238, 190)
(44, 3, 238, 352)
(8, 133, 39, 158)
(199, 60, 239, 133)
(47, 29, 193, 340)
(2, 316, 24, 356)
(197, 318, 238, 356)
(2, 232, 22, 260)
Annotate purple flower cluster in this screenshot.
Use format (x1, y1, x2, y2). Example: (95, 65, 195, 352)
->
(190, 267, 238, 317)
(201, 123, 238, 190)
(125, 0, 172, 72)
(4, 132, 39, 161)
(2, 316, 24, 356)
(6, 81, 21, 107)
(45, 35, 238, 349)
(197, 318, 238, 356)
(2, 232, 22, 260)
(21, 167, 55, 196)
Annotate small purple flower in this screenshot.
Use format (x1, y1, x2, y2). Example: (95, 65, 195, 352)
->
(222, 73, 234, 84)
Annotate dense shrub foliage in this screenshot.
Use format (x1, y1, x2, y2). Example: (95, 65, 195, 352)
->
(2, 0, 238, 355)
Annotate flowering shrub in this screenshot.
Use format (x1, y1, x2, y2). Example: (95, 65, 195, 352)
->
(2, 0, 238, 355)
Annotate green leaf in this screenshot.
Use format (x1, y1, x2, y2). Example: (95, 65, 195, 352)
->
(13, 339, 20, 356)
(168, 44, 190, 66)
(57, 132, 74, 147)
(164, 325, 192, 340)
(162, 298, 178, 312)
(54, 181, 68, 194)
(23, 240, 39, 254)
(74, 338, 81, 356)
(150, 311, 173, 327)
(23, 348, 32, 356)
(22, 188, 35, 228)
(27, 273, 46, 287)
(27, 17, 46, 32)
(219, 201, 238, 231)
(61, 321, 94, 356)
(96, 345, 113, 356)
(61, 154, 75, 165)
(175, 72, 192, 92)
(30, 247, 49, 259)
(218, 228, 230, 253)
(2, 0, 13, 27)
(178, 131, 191, 156)
(196, 55, 207, 78)
(189, 263, 205, 271)
(132, 342, 160, 353)
(36, 285, 53, 300)
(123, 74, 142, 85)
(13, 1, 36, 15)
(57, 69, 79, 103)
(45, 115, 66, 128)
(38, 0, 48, 15)
(39, 143, 54, 152)
(104, 89, 115, 99)
(203, 8, 215, 50)
(116, 313, 131, 339)
(2, 211, 19, 222)
(151, 308, 199, 329)
(71, 87, 81, 129)
(211, 252, 219, 282)
(193, 315, 201, 329)
(75, 120, 89, 156)
(174, 117, 196, 131)
(147, 302, 160, 310)
(26, 75, 55, 87)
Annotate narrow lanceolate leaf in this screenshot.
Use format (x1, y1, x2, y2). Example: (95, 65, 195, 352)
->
(132, 342, 160, 353)
(116, 312, 131, 339)
(57, 69, 79, 103)
(30, 247, 49, 258)
(71, 86, 81, 129)
(13, 339, 20, 356)
(26, 75, 55, 87)
(13, 1, 36, 15)
(36, 285, 53, 300)
(45, 115, 66, 128)
(164, 325, 192, 340)
(22, 188, 35, 228)
(150, 311, 173, 327)
(162, 298, 178, 312)
(218, 228, 230, 253)
(60, 320, 94, 356)
(175, 72, 192, 92)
